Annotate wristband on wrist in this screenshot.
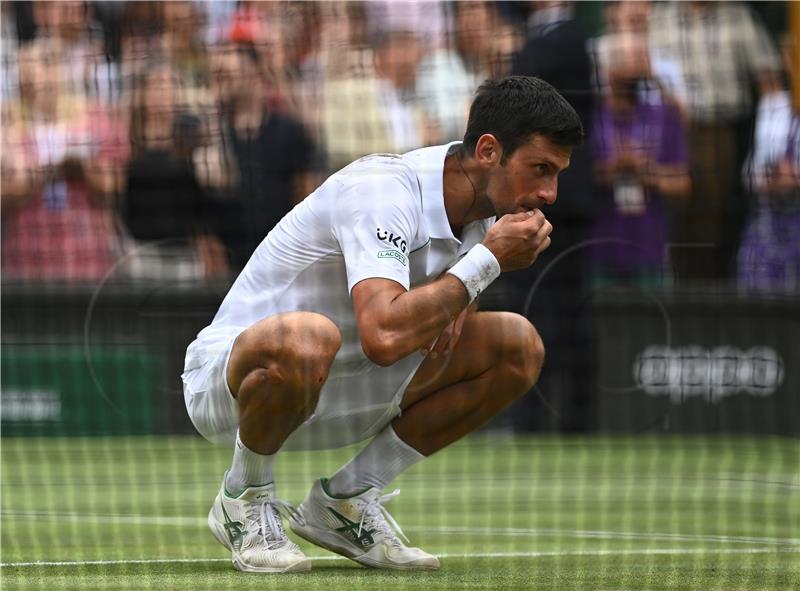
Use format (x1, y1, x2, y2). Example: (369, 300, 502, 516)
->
(446, 243, 501, 303)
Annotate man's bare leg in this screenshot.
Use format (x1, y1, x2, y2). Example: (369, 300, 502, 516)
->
(290, 311, 541, 570)
(224, 311, 341, 492)
(396, 311, 544, 454)
(326, 311, 543, 494)
(207, 311, 341, 573)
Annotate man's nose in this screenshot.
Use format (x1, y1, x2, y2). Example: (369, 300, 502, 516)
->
(536, 178, 558, 205)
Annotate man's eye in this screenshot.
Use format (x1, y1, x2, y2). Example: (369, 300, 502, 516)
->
(535, 164, 548, 174)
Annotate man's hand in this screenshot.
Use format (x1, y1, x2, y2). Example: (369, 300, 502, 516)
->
(421, 300, 477, 359)
(614, 149, 648, 177)
(765, 159, 799, 194)
(482, 209, 553, 272)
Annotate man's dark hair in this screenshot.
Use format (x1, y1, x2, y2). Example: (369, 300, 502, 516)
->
(462, 76, 584, 160)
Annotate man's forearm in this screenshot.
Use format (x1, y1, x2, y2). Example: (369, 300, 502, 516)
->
(357, 274, 470, 366)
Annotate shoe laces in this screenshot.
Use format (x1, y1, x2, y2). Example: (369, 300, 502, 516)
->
(247, 498, 304, 549)
(357, 489, 410, 546)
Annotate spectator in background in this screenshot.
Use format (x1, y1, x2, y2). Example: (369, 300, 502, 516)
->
(649, 1, 783, 283)
(590, 32, 690, 288)
(315, 1, 372, 79)
(210, 43, 319, 270)
(226, 0, 293, 110)
(277, 2, 325, 133)
(319, 2, 389, 169)
(590, 1, 683, 111)
(372, 30, 427, 152)
(506, 0, 596, 432)
(122, 62, 228, 281)
(162, 1, 208, 93)
(296, 1, 367, 142)
(27, 0, 120, 104)
(224, 0, 330, 128)
(738, 35, 800, 292)
(1, 43, 125, 281)
(364, 0, 447, 51)
(119, 1, 212, 117)
(119, 0, 166, 89)
(2, 1, 26, 103)
(195, 0, 239, 47)
(416, 1, 506, 143)
(321, 27, 428, 170)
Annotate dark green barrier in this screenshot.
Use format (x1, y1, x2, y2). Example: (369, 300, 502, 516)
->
(1, 280, 227, 436)
(2, 343, 163, 435)
(3, 281, 798, 436)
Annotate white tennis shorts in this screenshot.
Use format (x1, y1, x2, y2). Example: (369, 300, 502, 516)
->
(182, 331, 425, 450)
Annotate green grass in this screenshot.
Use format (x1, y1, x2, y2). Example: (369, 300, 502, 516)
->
(1, 435, 798, 590)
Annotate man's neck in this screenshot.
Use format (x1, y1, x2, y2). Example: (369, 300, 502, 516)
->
(234, 93, 268, 134)
(442, 148, 493, 232)
(529, 4, 571, 30)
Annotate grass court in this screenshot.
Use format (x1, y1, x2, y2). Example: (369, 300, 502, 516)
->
(1, 434, 798, 590)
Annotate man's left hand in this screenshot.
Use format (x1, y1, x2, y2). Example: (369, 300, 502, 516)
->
(422, 301, 478, 359)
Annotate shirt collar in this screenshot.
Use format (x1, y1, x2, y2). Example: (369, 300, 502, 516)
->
(528, 5, 572, 32)
(403, 141, 462, 240)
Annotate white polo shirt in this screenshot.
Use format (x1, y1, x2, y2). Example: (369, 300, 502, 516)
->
(187, 142, 495, 380)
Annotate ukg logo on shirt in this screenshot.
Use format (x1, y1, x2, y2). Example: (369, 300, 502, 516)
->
(376, 228, 407, 253)
(633, 345, 785, 403)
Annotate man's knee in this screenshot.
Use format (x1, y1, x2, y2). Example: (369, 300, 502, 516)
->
(499, 313, 545, 395)
(230, 312, 342, 396)
(275, 313, 342, 386)
(237, 365, 318, 421)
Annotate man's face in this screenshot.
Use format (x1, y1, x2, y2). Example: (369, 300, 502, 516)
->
(485, 134, 572, 217)
(456, 2, 492, 58)
(209, 48, 237, 107)
(606, 32, 651, 94)
(376, 32, 421, 90)
(210, 49, 259, 107)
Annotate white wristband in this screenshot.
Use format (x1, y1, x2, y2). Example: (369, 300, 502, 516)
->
(446, 244, 501, 303)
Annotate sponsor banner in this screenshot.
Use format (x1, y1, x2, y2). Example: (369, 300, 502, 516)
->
(595, 292, 799, 435)
(634, 345, 785, 403)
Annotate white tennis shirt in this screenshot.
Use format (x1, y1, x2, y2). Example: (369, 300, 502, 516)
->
(187, 142, 495, 380)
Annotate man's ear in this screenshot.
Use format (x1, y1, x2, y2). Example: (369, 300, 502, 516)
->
(474, 134, 502, 168)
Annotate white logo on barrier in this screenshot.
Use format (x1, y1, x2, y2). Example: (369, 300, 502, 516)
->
(1, 389, 62, 421)
(633, 346, 784, 404)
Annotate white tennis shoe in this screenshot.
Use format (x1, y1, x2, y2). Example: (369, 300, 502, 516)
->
(208, 475, 311, 573)
(289, 478, 440, 570)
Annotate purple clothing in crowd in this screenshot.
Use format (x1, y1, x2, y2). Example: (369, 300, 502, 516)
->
(590, 100, 688, 275)
(738, 112, 800, 292)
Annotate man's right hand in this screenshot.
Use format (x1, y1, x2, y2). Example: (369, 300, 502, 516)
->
(482, 210, 553, 272)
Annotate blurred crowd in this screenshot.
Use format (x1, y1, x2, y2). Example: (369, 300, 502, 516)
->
(1, 0, 797, 293)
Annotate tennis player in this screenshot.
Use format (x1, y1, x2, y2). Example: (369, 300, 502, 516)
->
(182, 76, 583, 573)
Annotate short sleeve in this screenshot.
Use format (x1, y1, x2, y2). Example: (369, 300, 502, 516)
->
(332, 164, 420, 294)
